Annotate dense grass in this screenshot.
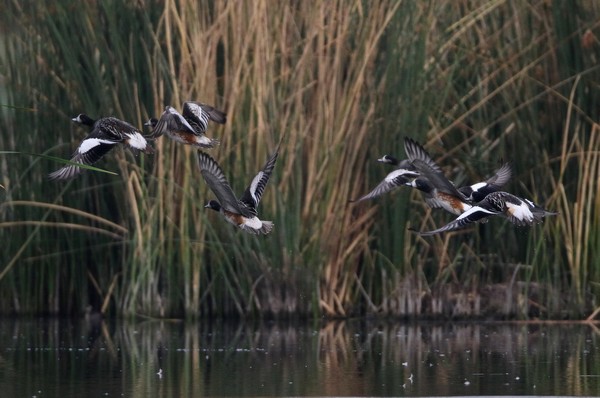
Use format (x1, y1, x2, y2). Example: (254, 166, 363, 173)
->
(0, 0, 599, 319)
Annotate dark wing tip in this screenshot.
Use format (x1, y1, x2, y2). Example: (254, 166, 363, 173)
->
(403, 136, 445, 175)
(407, 225, 439, 236)
(211, 109, 227, 124)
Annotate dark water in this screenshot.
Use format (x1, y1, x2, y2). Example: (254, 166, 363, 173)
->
(0, 318, 599, 397)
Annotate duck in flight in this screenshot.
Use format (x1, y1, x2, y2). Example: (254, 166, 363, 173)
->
(413, 191, 558, 236)
(351, 137, 511, 207)
(349, 155, 419, 203)
(197, 149, 278, 235)
(145, 102, 225, 148)
(49, 114, 153, 180)
(350, 138, 442, 203)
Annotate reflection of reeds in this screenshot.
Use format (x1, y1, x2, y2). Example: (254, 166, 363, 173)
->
(0, 319, 597, 396)
(1, 1, 600, 318)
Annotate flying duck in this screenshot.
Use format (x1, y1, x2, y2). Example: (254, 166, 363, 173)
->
(350, 155, 419, 203)
(145, 102, 225, 148)
(413, 191, 558, 236)
(349, 137, 443, 204)
(197, 149, 278, 235)
(49, 114, 153, 180)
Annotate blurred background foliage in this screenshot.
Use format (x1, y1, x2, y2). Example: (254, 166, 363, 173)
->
(0, 0, 599, 319)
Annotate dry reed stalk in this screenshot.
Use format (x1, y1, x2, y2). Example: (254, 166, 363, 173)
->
(1, 201, 127, 234)
(0, 221, 124, 239)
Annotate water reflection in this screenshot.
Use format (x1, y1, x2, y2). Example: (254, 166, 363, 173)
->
(0, 318, 599, 397)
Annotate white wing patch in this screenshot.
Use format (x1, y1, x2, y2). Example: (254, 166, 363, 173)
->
(469, 182, 487, 192)
(248, 171, 264, 203)
(406, 180, 418, 188)
(78, 138, 116, 154)
(456, 205, 496, 221)
(460, 202, 473, 212)
(384, 168, 411, 183)
(125, 132, 148, 150)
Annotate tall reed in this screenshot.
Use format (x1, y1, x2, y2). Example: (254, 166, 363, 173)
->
(1, 0, 599, 318)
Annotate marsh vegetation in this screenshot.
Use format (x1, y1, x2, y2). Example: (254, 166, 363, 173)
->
(0, 1, 599, 319)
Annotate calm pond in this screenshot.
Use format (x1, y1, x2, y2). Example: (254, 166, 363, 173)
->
(0, 318, 599, 397)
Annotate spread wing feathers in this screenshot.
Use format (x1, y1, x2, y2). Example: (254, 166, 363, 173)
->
(350, 169, 418, 203)
(417, 205, 499, 236)
(183, 102, 227, 133)
(48, 138, 117, 180)
(48, 164, 85, 180)
(196, 152, 244, 214)
(486, 162, 512, 186)
(403, 137, 443, 174)
(240, 150, 279, 209)
(411, 158, 467, 200)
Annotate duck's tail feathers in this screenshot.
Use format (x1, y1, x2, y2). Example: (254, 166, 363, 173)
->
(259, 220, 274, 235)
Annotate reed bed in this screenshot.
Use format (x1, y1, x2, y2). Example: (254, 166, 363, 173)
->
(0, 0, 599, 318)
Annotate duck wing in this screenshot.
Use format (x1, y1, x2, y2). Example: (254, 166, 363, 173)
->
(48, 128, 119, 180)
(486, 162, 511, 187)
(459, 162, 512, 202)
(97, 117, 138, 139)
(403, 137, 443, 174)
(196, 152, 244, 214)
(183, 102, 227, 134)
(416, 205, 499, 236)
(351, 168, 418, 203)
(239, 149, 279, 209)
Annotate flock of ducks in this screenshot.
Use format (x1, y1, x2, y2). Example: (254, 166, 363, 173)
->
(49, 102, 278, 235)
(351, 137, 557, 235)
(48, 105, 556, 237)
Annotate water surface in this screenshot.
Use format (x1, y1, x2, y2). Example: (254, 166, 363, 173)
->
(1, 318, 599, 396)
